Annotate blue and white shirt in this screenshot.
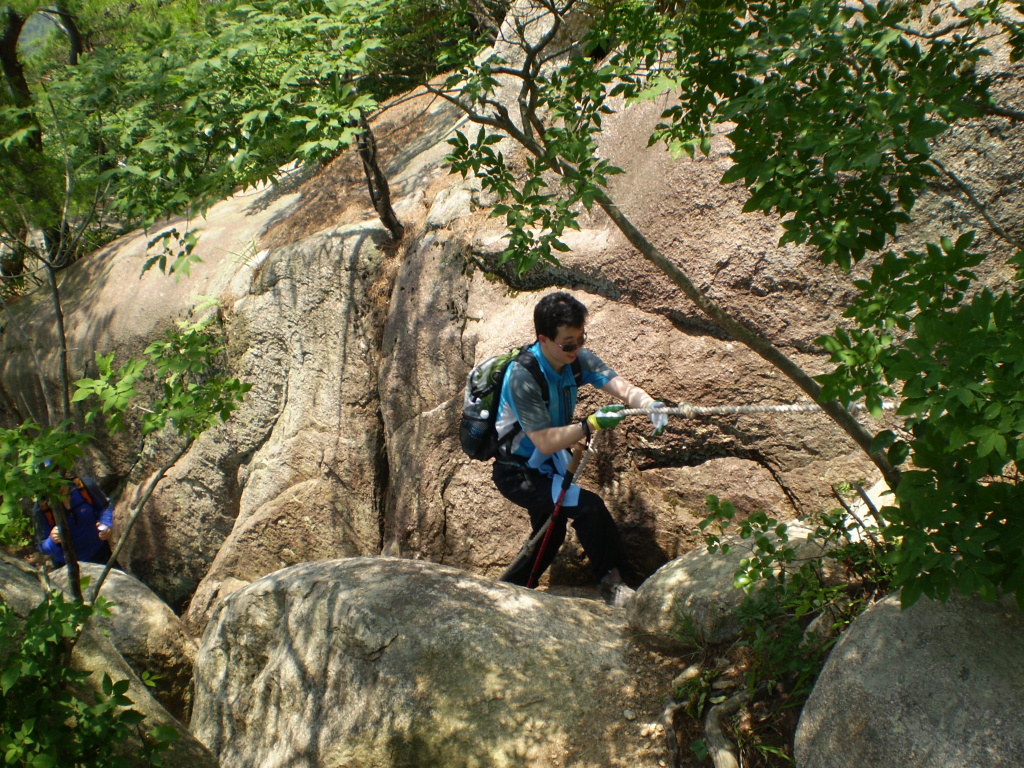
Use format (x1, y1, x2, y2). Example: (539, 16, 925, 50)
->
(495, 341, 616, 463)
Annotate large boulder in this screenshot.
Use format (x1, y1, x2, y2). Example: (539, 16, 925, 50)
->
(181, 220, 391, 633)
(795, 593, 1024, 768)
(0, 556, 216, 768)
(191, 557, 667, 768)
(627, 524, 828, 650)
(51, 563, 198, 722)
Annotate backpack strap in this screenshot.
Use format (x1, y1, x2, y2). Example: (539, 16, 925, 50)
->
(70, 476, 94, 508)
(516, 350, 583, 398)
(495, 349, 584, 459)
(569, 357, 583, 387)
(513, 349, 550, 405)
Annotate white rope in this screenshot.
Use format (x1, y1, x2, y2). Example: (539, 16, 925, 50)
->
(571, 400, 896, 480)
(616, 400, 897, 420)
(574, 444, 594, 478)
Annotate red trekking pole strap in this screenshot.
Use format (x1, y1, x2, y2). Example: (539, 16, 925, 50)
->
(526, 442, 587, 589)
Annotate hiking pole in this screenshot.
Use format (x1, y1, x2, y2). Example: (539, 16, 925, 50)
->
(498, 441, 592, 584)
(525, 441, 589, 589)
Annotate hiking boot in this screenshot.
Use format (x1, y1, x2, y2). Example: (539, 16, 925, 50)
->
(599, 569, 635, 608)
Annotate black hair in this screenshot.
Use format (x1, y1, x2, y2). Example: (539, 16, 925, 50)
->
(534, 291, 588, 339)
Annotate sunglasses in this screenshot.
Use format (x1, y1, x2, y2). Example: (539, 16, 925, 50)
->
(553, 333, 587, 353)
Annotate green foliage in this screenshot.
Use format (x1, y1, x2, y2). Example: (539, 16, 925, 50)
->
(700, 496, 794, 592)
(444, 12, 629, 271)
(689, 737, 709, 762)
(443, 0, 1012, 272)
(675, 668, 721, 720)
(0, 423, 89, 546)
(74, 314, 251, 439)
(700, 495, 891, 694)
(698, 495, 894, 762)
(73, 355, 145, 433)
(637, 0, 993, 270)
(0, 590, 178, 767)
(140, 317, 251, 437)
(817, 239, 1024, 607)
(735, 572, 848, 700)
(1, 0, 496, 284)
(1, 310, 248, 548)
(143, 229, 201, 280)
(60, 1, 381, 231)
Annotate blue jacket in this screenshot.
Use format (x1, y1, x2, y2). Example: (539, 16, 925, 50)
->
(33, 476, 114, 565)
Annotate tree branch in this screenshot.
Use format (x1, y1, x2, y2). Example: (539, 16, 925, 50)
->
(591, 188, 900, 487)
(88, 438, 194, 604)
(895, 19, 972, 39)
(704, 690, 745, 768)
(43, 262, 72, 424)
(357, 110, 404, 241)
(832, 483, 883, 548)
(40, 6, 84, 65)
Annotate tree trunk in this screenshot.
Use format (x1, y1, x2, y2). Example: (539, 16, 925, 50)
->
(357, 111, 404, 241)
(0, 9, 31, 111)
(51, 6, 84, 65)
(50, 503, 83, 603)
(44, 262, 73, 424)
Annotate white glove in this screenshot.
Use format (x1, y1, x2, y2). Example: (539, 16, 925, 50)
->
(646, 400, 668, 436)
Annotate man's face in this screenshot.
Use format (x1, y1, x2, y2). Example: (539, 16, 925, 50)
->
(540, 324, 587, 368)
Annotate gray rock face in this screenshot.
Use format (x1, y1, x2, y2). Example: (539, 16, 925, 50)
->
(0, 552, 48, 614)
(181, 222, 390, 632)
(795, 593, 1024, 768)
(191, 557, 662, 768)
(627, 525, 826, 650)
(51, 562, 197, 722)
(0, 556, 216, 768)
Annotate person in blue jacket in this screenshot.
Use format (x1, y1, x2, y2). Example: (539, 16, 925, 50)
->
(493, 291, 667, 606)
(32, 473, 115, 566)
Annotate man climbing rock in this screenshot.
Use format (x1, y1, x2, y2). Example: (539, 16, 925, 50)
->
(494, 291, 667, 606)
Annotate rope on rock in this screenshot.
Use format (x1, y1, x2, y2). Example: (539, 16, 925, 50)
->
(571, 399, 897, 481)
(617, 400, 897, 420)
(573, 403, 892, 475)
(499, 403, 892, 581)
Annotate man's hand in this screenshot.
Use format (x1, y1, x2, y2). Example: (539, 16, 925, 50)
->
(97, 523, 112, 541)
(50, 527, 61, 545)
(587, 404, 627, 431)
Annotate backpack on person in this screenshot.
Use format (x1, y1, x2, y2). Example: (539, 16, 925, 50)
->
(460, 346, 582, 461)
(34, 475, 97, 547)
(37, 475, 94, 518)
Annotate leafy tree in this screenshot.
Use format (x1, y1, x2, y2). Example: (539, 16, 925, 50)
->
(0, 310, 250, 601)
(0, 0, 502, 294)
(696, 494, 895, 764)
(437, 0, 1024, 605)
(0, 587, 179, 767)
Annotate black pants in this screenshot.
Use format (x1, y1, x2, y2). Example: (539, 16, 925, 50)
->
(52, 541, 114, 568)
(87, 541, 113, 565)
(493, 460, 627, 586)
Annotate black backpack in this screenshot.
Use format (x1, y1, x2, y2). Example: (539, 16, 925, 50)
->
(460, 346, 582, 461)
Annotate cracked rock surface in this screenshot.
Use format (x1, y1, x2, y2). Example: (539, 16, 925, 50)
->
(191, 557, 664, 768)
